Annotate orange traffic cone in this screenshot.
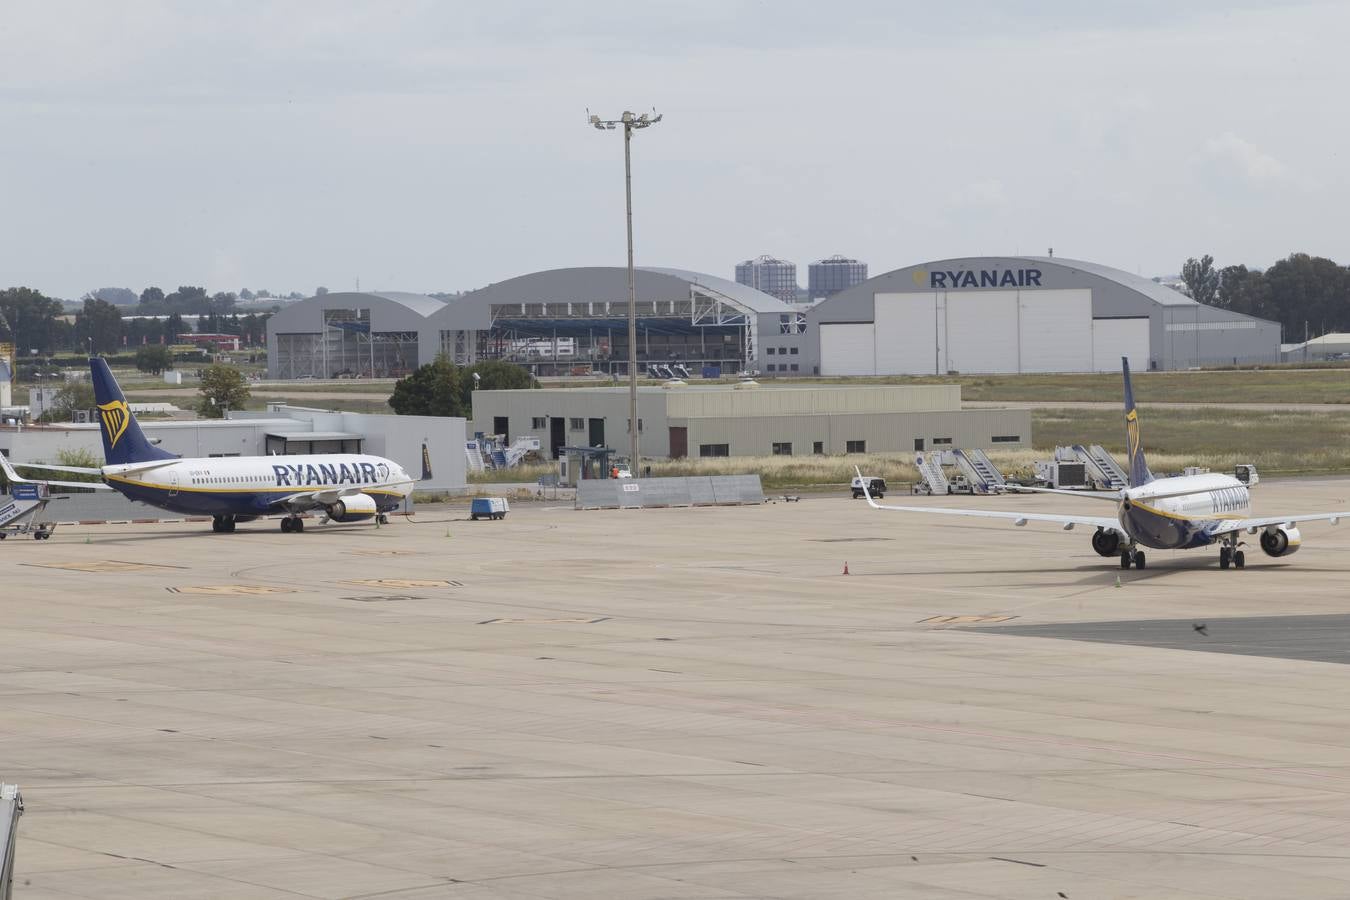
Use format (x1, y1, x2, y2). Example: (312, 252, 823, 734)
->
(842, 561, 850, 576)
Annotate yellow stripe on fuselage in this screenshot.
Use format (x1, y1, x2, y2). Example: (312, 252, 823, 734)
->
(105, 474, 405, 497)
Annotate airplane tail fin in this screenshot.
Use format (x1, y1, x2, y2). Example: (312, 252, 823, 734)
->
(89, 357, 177, 466)
(1121, 357, 1153, 487)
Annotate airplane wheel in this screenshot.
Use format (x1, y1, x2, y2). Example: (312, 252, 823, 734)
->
(294, 518, 304, 533)
(1234, 550, 1245, 569)
(1219, 547, 1230, 569)
(1120, 551, 1132, 570)
(225, 518, 236, 533)
(280, 518, 292, 533)
(1135, 552, 1146, 570)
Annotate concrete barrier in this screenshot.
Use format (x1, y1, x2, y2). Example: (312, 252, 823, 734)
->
(575, 475, 764, 510)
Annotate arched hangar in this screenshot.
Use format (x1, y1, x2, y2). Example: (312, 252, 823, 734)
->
(802, 256, 1280, 375)
(266, 270, 796, 379)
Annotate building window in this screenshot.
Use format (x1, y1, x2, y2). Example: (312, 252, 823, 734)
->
(766, 347, 775, 355)
(772, 442, 792, 456)
(932, 437, 952, 446)
(699, 443, 729, 457)
(569, 417, 584, 431)
(766, 364, 776, 372)
(778, 347, 787, 355)
(992, 435, 1021, 443)
(846, 440, 867, 453)
(789, 347, 799, 355)
(531, 417, 546, 429)
(789, 364, 799, 372)
(626, 418, 644, 433)
(813, 441, 824, 454)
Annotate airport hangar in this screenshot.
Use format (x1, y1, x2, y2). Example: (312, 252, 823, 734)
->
(471, 382, 1030, 459)
(0, 405, 468, 492)
(265, 269, 802, 379)
(801, 256, 1282, 375)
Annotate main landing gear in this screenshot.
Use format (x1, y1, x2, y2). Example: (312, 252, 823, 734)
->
(211, 515, 237, 534)
(280, 516, 305, 534)
(1120, 548, 1146, 570)
(1219, 543, 1245, 570)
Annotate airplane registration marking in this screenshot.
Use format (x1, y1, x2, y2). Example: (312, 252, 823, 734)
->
(25, 560, 186, 573)
(168, 585, 297, 595)
(344, 578, 462, 588)
(920, 615, 1018, 625)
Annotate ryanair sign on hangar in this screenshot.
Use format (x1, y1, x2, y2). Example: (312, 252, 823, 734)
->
(911, 267, 1043, 289)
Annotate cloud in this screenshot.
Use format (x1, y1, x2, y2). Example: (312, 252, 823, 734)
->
(1200, 132, 1290, 182)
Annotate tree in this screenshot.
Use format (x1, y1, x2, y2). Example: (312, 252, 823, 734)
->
(389, 356, 465, 417)
(1181, 255, 1220, 306)
(1262, 253, 1350, 337)
(38, 380, 96, 423)
(91, 287, 138, 306)
(239, 288, 255, 301)
(315, 286, 329, 296)
(1214, 265, 1273, 319)
(135, 344, 174, 374)
(196, 365, 252, 418)
(0, 286, 66, 354)
(75, 297, 124, 354)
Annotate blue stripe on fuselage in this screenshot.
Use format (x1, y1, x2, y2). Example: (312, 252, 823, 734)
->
(1121, 504, 1221, 550)
(108, 479, 403, 517)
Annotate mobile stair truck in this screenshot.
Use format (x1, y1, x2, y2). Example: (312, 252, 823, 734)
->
(0, 481, 57, 540)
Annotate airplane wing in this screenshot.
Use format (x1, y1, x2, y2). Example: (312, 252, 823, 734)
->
(1228, 512, 1345, 533)
(858, 468, 1121, 533)
(1004, 485, 1121, 502)
(269, 487, 365, 510)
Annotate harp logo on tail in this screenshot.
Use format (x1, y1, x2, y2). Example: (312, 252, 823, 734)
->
(98, 400, 130, 449)
(1126, 407, 1141, 468)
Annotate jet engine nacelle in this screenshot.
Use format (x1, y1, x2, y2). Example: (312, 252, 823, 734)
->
(1259, 526, 1302, 557)
(326, 493, 378, 522)
(1091, 528, 1122, 557)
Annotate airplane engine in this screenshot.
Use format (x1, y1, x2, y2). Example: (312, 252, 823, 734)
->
(327, 493, 378, 522)
(1091, 528, 1122, 557)
(1259, 526, 1302, 557)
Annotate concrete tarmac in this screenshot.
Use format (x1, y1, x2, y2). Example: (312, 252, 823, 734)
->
(6, 479, 1350, 898)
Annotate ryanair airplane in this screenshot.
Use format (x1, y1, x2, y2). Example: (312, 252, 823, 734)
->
(860, 359, 1345, 570)
(21, 358, 416, 533)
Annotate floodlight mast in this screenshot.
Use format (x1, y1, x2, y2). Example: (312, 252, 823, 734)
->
(587, 108, 662, 472)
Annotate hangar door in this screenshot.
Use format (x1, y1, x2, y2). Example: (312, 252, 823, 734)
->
(875, 293, 939, 374)
(819, 323, 875, 376)
(1092, 318, 1150, 372)
(1017, 290, 1092, 372)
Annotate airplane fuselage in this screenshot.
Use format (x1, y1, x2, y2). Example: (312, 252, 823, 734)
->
(1117, 473, 1250, 550)
(104, 453, 412, 517)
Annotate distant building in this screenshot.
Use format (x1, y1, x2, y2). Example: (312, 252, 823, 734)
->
(735, 255, 798, 305)
(808, 255, 868, 299)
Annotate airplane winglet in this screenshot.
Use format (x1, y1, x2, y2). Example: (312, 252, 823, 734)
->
(854, 465, 883, 509)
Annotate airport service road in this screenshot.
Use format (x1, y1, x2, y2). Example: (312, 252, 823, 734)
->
(6, 481, 1350, 898)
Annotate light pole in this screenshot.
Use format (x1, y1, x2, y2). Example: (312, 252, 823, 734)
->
(588, 109, 662, 472)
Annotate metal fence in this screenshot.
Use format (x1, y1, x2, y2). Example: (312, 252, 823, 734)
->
(575, 475, 764, 510)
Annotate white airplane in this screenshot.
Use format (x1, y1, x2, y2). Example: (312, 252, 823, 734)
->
(17, 358, 416, 534)
(859, 358, 1344, 570)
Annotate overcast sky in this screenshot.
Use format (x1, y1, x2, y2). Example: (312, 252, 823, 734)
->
(2, 0, 1346, 299)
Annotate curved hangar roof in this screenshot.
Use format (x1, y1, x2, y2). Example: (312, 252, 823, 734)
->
(812, 255, 1219, 318)
(267, 291, 447, 333)
(426, 266, 791, 327)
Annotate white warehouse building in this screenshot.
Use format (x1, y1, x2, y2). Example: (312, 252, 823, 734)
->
(799, 256, 1281, 375)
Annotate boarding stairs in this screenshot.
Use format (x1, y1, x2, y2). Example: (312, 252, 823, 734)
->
(464, 442, 487, 473)
(913, 451, 950, 495)
(1072, 444, 1128, 490)
(952, 448, 1006, 494)
(503, 437, 541, 468)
